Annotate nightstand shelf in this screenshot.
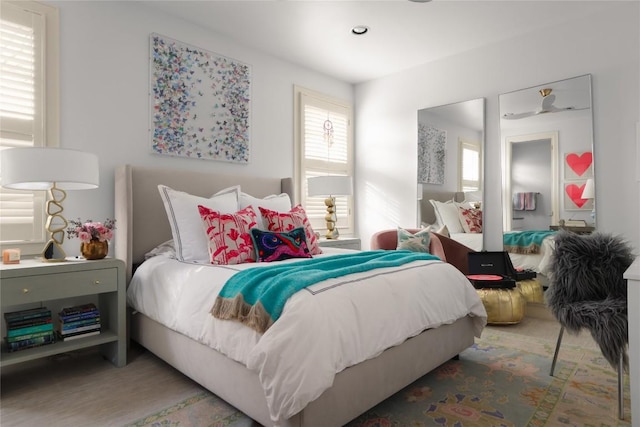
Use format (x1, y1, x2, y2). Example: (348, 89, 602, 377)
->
(319, 237, 361, 250)
(0, 258, 126, 368)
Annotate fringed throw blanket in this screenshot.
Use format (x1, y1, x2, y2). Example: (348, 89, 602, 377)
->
(211, 250, 440, 333)
(503, 230, 556, 254)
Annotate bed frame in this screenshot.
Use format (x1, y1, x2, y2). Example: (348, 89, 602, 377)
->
(114, 164, 477, 427)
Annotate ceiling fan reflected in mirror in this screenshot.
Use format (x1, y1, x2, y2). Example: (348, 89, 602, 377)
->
(502, 88, 588, 120)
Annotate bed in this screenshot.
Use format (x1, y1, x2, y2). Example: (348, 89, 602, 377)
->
(420, 190, 555, 275)
(115, 165, 487, 427)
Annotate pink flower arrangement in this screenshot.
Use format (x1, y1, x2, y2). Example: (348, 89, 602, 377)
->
(66, 218, 116, 243)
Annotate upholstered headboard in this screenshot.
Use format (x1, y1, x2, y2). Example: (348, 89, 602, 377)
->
(419, 190, 465, 226)
(114, 164, 293, 282)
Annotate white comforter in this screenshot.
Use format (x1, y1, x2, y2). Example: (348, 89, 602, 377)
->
(127, 248, 487, 423)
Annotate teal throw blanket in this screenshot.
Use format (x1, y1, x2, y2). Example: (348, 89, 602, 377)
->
(503, 230, 556, 254)
(211, 250, 440, 333)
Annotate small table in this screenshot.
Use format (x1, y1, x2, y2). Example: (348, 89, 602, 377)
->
(549, 225, 595, 235)
(318, 237, 361, 250)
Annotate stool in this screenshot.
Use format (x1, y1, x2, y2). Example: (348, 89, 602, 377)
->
(476, 287, 526, 325)
(516, 278, 544, 303)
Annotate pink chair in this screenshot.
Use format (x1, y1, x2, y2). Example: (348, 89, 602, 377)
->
(370, 229, 475, 275)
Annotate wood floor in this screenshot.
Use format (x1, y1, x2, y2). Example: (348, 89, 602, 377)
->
(0, 307, 599, 427)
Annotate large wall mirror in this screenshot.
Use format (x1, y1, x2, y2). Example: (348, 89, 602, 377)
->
(500, 75, 595, 234)
(417, 98, 485, 250)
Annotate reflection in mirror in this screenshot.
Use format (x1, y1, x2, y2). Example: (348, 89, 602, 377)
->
(417, 98, 485, 250)
(500, 74, 594, 234)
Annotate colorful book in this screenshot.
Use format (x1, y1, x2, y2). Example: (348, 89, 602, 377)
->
(7, 317, 53, 329)
(59, 324, 101, 336)
(5, 308, 51, 323)
(58, 330, 101, 341)
(6, 323, 54, 338)
(59, 303, 98, 317)
(5, 330, 56, 343)
(60, 317, 101, 330)
(59, 311, 100, 323)
(5, 333, 55, 352)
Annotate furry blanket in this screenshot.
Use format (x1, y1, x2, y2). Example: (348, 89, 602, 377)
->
(546, 231, 635, 370)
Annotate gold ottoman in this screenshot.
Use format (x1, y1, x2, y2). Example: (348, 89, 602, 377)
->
(476, 288, 526, 325)
(516, 278, 544, 303)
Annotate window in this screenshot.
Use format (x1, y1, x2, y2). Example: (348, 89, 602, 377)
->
(294, 86, 354, 236)
(458, 137, 481, 192)
(0, 1, 59, 255)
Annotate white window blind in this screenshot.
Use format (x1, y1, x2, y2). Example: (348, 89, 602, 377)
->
(0, 2, 52, 248)
(296, 88, 354, 235)
(458, 137, 481, 192)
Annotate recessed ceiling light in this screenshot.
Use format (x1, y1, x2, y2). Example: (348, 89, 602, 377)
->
(351, 25, 369, 35)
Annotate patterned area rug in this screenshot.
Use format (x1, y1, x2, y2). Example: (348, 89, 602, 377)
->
(124, 328, 631, 427)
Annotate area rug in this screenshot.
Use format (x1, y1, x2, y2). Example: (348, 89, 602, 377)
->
(124, 328, 631, 427)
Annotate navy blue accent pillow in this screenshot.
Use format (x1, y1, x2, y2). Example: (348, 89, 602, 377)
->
(250, 227, 312, 262)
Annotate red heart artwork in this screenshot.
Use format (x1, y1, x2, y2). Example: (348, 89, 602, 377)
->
(566, 183, 588, 208)
(566, 152, 593, 177)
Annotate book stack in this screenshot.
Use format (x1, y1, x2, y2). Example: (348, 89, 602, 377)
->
(4, 308, 55, 352)
(57, 303, 101, 341)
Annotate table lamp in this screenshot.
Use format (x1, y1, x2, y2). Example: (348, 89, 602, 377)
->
(0, 147, 99, 262)
(307, 175, 353, 239)
(581, 178, 595, 222)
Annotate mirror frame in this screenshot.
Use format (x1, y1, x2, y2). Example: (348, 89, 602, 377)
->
(416, 98, 485, 247)
(499, 74, 594, 233)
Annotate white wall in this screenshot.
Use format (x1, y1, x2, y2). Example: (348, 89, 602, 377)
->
(354, 2, 640, 252)
(50, 1, 353, 256)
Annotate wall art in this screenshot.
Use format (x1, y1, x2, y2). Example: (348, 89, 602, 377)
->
(564, 151, 592, 180)
(564, 180, 593, 211)
(417, 124, 446, 184)
(149, 33, 251, 163)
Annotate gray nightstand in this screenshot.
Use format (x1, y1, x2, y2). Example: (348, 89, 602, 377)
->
(0, 257, 126, 368)
(319, 237, 361, 250)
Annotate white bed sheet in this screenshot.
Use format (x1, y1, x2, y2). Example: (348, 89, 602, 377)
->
(449, 232, 555, 274)
(127, 248, 487, 423)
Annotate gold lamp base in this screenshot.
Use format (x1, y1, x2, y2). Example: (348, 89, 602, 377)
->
(41, 183, 68, 262)
(324, 196, 339, 239)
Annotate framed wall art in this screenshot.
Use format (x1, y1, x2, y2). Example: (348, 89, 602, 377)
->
(564, 151, 593, 180)
(563, 180, 594, 211)
(149, 33, 251, 163)
(417, 124, 446, 184)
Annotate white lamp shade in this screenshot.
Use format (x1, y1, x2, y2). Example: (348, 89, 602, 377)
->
(308, 175, 353, 197)
(581, 178, 595, 199)
(1, 147, 99, 190)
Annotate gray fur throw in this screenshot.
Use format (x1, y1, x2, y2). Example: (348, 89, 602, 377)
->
(546, 231, 635, 370)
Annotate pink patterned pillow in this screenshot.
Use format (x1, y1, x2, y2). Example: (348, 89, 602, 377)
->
(457, 206, 483, 233)
(198, 205, 258, 265)
(259, 204, 323, 255)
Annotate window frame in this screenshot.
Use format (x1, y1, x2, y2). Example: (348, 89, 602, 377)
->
(458, 136, 482, 192)
(0, 1, 60, 256)
(293, 86, 354, 237)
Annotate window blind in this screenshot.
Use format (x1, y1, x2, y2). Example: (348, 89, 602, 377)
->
(298, 90, 353, 234)
(458, 137, 481, 192)
(0, 3, 46, 244)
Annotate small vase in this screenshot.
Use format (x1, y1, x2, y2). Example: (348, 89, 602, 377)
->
(81, 240, 108, 260)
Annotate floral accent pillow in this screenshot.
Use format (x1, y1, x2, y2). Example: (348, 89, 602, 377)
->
(198, 205, 258, 265)
(250, 227, 311, 262)
(259, 204, 323, 255)
(458, 206, 483, 233)
(396, 227, 431, 253)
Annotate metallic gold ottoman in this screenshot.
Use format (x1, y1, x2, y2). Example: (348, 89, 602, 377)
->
(476, 287, 526, 325)
(516, 278, 544, 303)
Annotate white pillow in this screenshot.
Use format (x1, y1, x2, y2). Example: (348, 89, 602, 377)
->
(429, 199, 465, 234)
(158, 185, 240, 262)
(239, 192, 292, 229)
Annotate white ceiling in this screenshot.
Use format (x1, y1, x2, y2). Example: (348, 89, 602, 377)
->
(144, 1, 612, 84)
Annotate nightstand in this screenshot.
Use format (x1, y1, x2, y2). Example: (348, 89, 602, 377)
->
(549, 225, 595, 235)
(319, 237, 361, 250)
(0, 257, 126, 368)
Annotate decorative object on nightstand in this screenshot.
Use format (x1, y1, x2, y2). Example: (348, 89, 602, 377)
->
(0, 148, 99, 262)
(307, 175, 353, 239)
(66, 218, 116, 260)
